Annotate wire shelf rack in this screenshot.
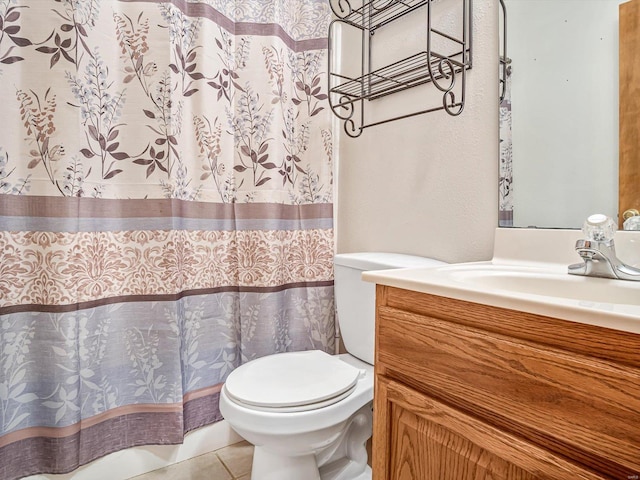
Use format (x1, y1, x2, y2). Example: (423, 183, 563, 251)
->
(328, 0, 472, 137)
(331, 50, 466, 103)
(339, 0, 431, 32)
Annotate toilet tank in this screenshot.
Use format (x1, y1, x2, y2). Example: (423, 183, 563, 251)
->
(334, 253, 446, 365)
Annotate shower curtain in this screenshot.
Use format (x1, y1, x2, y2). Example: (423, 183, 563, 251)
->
(499, 66, 513, 226)
(0, 1, 334, 478)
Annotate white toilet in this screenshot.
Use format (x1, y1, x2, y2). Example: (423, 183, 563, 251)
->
(219, 252, 445, 480)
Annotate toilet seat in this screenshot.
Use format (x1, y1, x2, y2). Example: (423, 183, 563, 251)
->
(223, 350, 364, 413)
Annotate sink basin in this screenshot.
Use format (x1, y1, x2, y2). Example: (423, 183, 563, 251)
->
(362, 228, 640, 334)
(363, 261, 640, 335)
(444, 264, 640, 306)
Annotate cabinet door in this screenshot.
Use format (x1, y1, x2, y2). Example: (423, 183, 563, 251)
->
(373, 376, 605, 480)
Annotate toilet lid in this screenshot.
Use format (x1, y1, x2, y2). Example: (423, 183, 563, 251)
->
(224, 350, 363, 411)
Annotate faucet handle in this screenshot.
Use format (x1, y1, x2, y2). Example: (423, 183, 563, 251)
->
(582, 214, 617, 243)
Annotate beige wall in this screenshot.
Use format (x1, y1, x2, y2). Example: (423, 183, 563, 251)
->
(335, 0, 499, 263)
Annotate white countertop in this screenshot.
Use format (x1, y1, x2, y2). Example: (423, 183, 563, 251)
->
(362, 228, 640, 335)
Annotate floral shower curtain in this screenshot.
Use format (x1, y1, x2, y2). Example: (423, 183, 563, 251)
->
(499, 65, 513, 226)
(0, 1, 334, 478)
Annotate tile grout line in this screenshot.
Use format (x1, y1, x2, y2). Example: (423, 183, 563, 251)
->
(216, 452, 239, 480)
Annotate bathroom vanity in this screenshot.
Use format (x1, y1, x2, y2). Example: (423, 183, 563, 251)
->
(364, 229, 640, 480)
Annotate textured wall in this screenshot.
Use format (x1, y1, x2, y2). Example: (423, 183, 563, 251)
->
(336, 0, 499, 263)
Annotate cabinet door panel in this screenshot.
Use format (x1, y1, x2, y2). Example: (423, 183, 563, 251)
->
(374, 376, 605, 480)
(391, 405, 538, 480)
(376, 304, 640, 477)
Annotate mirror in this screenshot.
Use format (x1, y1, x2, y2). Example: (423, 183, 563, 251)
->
(499, 0, 626, 229)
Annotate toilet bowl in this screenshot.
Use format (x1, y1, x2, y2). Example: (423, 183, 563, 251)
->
(219, 352, 373, 480)
(219, 253, 446, 480)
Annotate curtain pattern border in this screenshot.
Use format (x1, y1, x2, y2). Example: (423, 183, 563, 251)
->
(117, 0, 329, 50)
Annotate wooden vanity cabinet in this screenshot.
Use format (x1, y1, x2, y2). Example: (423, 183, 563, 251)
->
(372, 286, 640, 480)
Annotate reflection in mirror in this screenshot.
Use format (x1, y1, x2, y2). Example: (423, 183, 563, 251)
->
(620, 0, 640, 230)
(499, 0, 623, 229)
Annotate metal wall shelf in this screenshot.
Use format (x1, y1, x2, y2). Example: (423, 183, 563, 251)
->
(339, 0, 431, 32)
(328, 0, 472, 137)
(499, 0, 510, 104)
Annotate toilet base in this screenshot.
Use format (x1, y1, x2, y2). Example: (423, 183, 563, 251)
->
(250, 449, 372, 480)
(249, 404, 372, 480)
(251, 447, 322, 480)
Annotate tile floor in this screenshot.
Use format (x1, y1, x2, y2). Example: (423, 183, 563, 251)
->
(130, 441, 254, 480)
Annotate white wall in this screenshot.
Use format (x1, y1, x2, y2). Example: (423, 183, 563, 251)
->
(509, 0, 620, 228)
(336, 0, 499, 263)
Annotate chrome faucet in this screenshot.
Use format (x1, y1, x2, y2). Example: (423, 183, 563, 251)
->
(568, 214, 640, 281)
